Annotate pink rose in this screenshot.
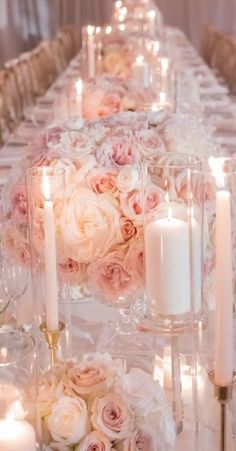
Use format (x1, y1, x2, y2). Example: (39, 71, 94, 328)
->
(91, 392, 134, 441)
(87, 250, 137, 304)
(10, 179, 27, 224)
(59, 188, 121, 263)
(120, 185, 165, 221)
(76, 431, 112, 451)
(102, 92, 122, 114)
(3, 226, 30, 266)
(96, 130, 139, 168)
(135, 129, 165, 159)
(58, 258, 87, 285)
(124, 237, 144, 287)
(116, 425, 159, 451)
(61, 359, 114, 399)
(86, 168, 117, 194)
(120, 218, 137, 241)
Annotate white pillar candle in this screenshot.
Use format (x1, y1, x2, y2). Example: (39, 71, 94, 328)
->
(132, 55, 149, 88)
(147, 9, 156, 36)
(87, 25, 95, 78)
(214, 189, 233, 386)
(0, 420, 36, 451)
(74, 78, 83, 116)
(144, 215, 201, 316)
(43, 174, 59, 331)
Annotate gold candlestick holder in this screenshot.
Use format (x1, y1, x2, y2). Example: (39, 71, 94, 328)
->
(208, 370, 236, 451)
(39, 321, 65, 368)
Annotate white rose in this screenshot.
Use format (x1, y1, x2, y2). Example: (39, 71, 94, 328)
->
(117, 368, 175, 449)
(116, 166, 139, 192)
(46, 396, 88, 446)
(76, 430, 112, 451)
(59, 187, 122, 263)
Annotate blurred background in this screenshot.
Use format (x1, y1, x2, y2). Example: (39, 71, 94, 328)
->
(1, 0, 236, 67)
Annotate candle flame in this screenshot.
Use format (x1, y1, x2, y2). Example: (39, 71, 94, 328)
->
(42, 168, 51, 201)
(120, 6, 127, 16)
(119, 24, 126, 31)
(6, 401, 26, 421)
(136, 55, 144, 64)
(87, 25, 95, 36)
(159, 91, 166, 105)
(208, 156, 226, 188)
(115, 0, 122, 8)
(75, 78, 83, 96)
(148, 9, 156, 19)
(161, 57, 169, 75)
(95, 26, 101, 34)
(105, 25, 112, 35)
(153, 41, 160, 53)
(165, 192, 172, 220)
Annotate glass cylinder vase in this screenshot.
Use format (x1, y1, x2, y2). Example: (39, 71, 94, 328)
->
(133, 153, 205, 335)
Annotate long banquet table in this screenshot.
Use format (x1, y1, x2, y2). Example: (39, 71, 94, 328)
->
(2, 26, 236, 451)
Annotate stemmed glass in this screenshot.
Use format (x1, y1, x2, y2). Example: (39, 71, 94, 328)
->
(0, 244, 29, 329)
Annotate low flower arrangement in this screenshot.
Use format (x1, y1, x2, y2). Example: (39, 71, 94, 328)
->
(100, 28, 156, 78)
(2, 111, 214, 305)
(24, 353, 176, 450)
(82, 75, 154, 120)
(54, 75, 155, 122)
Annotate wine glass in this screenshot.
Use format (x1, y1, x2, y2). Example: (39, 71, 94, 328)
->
(0, 250, 29, 329)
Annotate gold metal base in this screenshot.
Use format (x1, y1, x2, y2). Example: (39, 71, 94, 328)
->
(39, 321, 65, 368)
(208, 370, 236, 451)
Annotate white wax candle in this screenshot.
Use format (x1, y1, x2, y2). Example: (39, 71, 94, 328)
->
(144, 217, 201, 316)
(132, 56, 149, 88)
(147, 10, 156, 36)
(74, 78, 83, 116)
(43, 177, 58, 331)
(0, 420, 36, 451)
(214, 190, 233, 386)
(87, 26, 95, 78)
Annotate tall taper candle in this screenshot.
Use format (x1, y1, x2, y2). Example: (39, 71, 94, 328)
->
(214, 188, 233, 386)
(43, 173, 59, 331)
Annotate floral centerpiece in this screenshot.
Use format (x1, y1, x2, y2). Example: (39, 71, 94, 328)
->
(24, 353, 175, 450)
(100, 28, 157, 78)
(82, 75, 155, 120)
(2, 111, 214, 305)
(54, 75, 155, 122)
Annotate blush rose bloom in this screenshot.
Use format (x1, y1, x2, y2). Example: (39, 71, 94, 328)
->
(75, 431, 112, 451)
(86, 168, 117, 194)
(61, 357, 115, 399)
(58, 258, 88, 285)
(87, 250, 136, 303)
(116, 425, 159, 451)
(91, 392, 134, 441)
(46, 396, 88, 446)
(3, 226, 30, 266)
(10, 179, 27, 224)
(47, 129, 96, 158)
(120, 185, 165, 221)
(96, 130, 139, 168)
(59, 188, 121, 263)
(120, 218, 137, 242)
(124, 237, 144, 287)
(135, 129, 165, 160)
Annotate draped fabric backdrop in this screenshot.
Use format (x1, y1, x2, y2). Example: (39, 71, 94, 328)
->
(1, 0, 236, 67)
